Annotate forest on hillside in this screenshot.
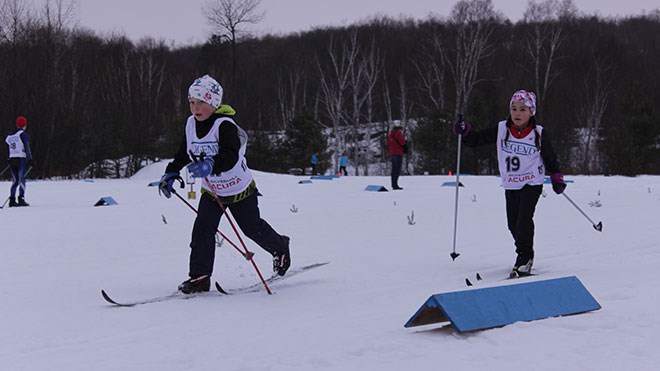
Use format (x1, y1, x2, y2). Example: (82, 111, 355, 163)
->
(1, 0, 659, 178)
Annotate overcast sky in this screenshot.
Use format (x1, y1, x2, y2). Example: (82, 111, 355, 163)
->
(76, 0, 659, 46)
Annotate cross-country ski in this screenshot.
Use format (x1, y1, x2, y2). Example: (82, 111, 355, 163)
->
(100, 289, 217, 307)
(101, 262, 329, 306)
(215, 262, 329, 294)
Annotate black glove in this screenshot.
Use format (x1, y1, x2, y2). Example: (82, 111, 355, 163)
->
(158, 172, 183, 198)
(550, 173, 566, 194)
(28, 159, 35, 168)
(453, 119, 472, 138)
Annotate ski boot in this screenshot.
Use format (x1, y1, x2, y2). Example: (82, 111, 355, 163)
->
(178, 275, 210, 294)
(8, 197, 17, 207)
(17, 196, 29, 207)
(510, 256, 533, 278)
(273, 236, 291, 276)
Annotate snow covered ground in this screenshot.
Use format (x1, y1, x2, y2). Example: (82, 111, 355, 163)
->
(1, 162, 659, 370)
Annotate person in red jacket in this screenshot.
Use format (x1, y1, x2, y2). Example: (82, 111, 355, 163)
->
(387, 126, 407, 190)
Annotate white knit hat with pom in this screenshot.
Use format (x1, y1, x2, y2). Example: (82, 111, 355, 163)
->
(188, 75, 223, 108)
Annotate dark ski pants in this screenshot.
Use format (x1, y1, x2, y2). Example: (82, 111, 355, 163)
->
(390, 155, 403, 188)
(188, 191, 287, 277)
(504, 184, 543, 262)
(8, 158, 27, 198)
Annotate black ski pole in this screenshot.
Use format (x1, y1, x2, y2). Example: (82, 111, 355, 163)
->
(0, 166, 33, 209)
(1, 163, 32, 178)
(562, 192, 603, 231)
(450, 114, 464, 260)
(0, 165, 9, 208)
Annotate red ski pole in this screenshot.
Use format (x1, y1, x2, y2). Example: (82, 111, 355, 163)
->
(172, 190, 254, 260)
(203, 178, 272, 295)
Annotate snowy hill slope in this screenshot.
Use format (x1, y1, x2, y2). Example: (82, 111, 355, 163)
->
(1, 164, 659, 370)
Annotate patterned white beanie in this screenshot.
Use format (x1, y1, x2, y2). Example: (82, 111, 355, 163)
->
(188, 75, 223, 108)
(510, 90, 537, 116)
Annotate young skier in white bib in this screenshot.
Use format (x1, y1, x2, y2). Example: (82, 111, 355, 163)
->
(158, 75, 291, 294)
(453, 90, 566, 278)
(5, 116, 33, 207)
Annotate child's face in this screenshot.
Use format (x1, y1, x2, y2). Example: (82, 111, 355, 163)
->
(509, 101, 533, 127)
(189, 98, 216, 121)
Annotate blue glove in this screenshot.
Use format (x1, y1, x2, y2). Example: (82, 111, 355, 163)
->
(453, 119, 472, 138)
(187, 157, 214, 178)
(158, 172, 182, 198)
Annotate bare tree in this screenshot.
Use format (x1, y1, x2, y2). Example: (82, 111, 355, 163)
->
(41, 0, 77, 33)
(37, 0, 78, 177)
(523, 0, 576, 115)
(577, 58, 614, 174)
(357, 38, 384, 175)
(380, 68, 394, 174)
(0, 0, 30, 43)
(276, 62, 307, 130)
(132, 38, 167, 174)
(412, 28, 448, 113)
(316, 33, 359, 174)
(397, 68, 414, 175)
(203, 0, 264, 89)
(347, 35, 382, 175)
(447, 0, 502, 117)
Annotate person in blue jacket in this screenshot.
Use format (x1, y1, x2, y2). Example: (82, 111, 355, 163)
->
(310, 153, 319, 175)
(5, 116, 33, 207)
(338, 153, 348, 176)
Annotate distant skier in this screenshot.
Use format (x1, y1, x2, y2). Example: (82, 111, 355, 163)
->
(158, 75, 291, 294)
(5, 116, 33, 207)
(338, 153, 348, 176)
(387, 126, 406, 190)
(452, 90, 566, 278)
(310, 153, 319, 175)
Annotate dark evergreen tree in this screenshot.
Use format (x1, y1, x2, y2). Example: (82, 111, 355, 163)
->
(246, 130, 281, 172)
(280, 111, 329, 174)
(411, 113, 452, 175)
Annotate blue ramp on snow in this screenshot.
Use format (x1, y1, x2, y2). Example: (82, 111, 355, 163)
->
(94, 197, 118, 206)
(442, 181, 464, 187)
(298, 180, 313, 184)
(365, 185, 388, 192)
(310, 175, 338, 180)
(404, 276, 600, 332)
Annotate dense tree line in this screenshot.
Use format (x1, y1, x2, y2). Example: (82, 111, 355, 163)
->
(1, 0, 659, 178)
